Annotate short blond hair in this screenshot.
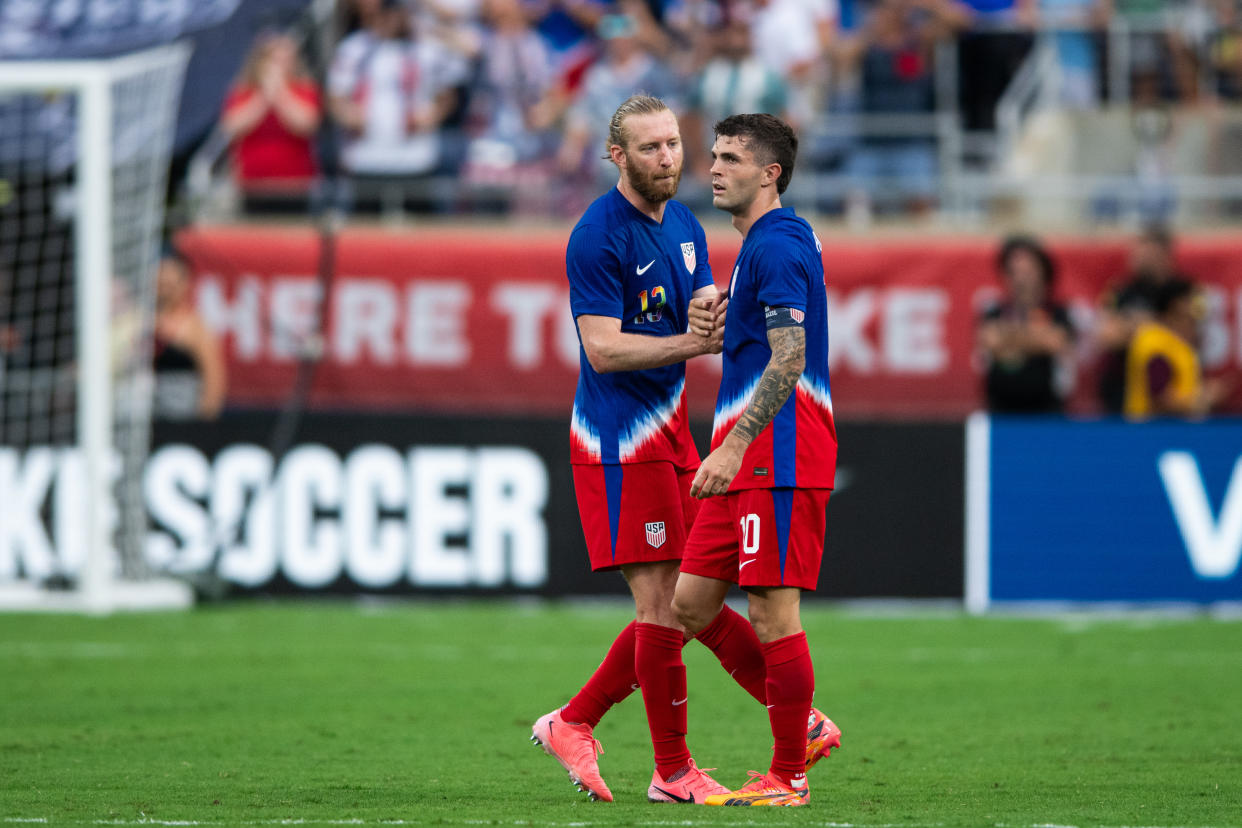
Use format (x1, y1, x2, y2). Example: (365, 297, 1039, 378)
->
(602, 94, 671, 160)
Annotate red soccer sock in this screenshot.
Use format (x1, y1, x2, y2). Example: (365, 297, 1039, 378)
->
(695, 605, 767, 704)
(635, 621, 692, 779)
(561, 621, 638, 728)
(762, 631, 815, 787)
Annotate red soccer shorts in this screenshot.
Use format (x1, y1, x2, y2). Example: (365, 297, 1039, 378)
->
(573, 461, 700, 571)
(681, 488, 830, 590)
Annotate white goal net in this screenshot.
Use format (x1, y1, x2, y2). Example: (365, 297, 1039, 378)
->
(0, 44, 195, 611)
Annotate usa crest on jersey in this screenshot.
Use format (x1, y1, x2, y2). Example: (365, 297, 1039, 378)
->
(681, 242, 696, 273)
(645, 521, 667, 548)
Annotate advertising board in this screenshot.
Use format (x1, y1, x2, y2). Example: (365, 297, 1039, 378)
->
(967, 415, 1242, 609)
(0, 415, 963, 599)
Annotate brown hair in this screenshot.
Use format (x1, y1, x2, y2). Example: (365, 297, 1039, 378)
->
(713, 113, 798, 194)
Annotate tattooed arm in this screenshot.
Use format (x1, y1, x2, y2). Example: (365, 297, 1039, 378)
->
(690, 325, 805, 498)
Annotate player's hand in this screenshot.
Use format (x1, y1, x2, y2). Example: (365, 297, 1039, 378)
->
(690, 440, 744, 499)
(703, 320, 724, 354)
(688, 296, 717, 337)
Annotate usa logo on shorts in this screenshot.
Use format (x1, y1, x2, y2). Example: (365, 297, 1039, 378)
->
(645, 521, 667, 549)
(680, 242, 695, 274)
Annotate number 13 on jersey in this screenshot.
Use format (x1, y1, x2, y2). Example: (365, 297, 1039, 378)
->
(634, 286, 666, 324)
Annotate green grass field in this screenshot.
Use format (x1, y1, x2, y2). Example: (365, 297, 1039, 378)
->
(1, 601, 1239, 827)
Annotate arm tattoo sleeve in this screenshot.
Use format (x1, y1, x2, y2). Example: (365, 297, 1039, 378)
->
(730, 326, 806, 445)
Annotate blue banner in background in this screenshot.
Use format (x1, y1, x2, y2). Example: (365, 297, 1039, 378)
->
(982, 417, 1242, 605)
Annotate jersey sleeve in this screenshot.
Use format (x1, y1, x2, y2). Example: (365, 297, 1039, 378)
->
(567, 222, 625, 319)
(755, 229, 811, 311)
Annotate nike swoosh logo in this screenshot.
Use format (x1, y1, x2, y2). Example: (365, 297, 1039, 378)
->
(637, 260, 655, 275)
(652, 786, 694, 803)
(739, 560, 756, 571)
(672, 698, 688, 706)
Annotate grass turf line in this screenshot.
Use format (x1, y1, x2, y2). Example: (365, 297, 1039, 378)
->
(0, 602, 1239, 826)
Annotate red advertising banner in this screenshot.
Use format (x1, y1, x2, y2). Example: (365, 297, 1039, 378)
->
(176, 226, 1242, 419)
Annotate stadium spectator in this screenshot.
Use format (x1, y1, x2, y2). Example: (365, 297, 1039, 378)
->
(410, 0, 487, 177)
(557, 14, 680, 192)
(1168, 0, 1242, 102)
(338, 0, 388, 34)
(1094, 225, 1187, 414)
(746, 0, 838, 129)
(1115, 0, 1174, 105)
(681, 18, 790, 190)
(837, 0, 971, 216)
(220, 32, 322, 213)
(956, 0, 1033, 132)
(461, 0, 563, 202)
(1016, 0, 1112, 109)
(1123, 278, 1231, 418)
(327, 0, 464, 210)
(662, 0, 728, 62)
(152, 252, 226, 421)
(522, 0, 614, 93)
(976, 234, 1076, 413)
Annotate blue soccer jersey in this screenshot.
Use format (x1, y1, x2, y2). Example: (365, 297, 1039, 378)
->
(712, 207, 837, 490)
(567, 187, 714, 469)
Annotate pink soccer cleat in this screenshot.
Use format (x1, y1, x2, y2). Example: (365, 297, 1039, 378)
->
(647, 759, 730, 804)
(531, 708, 613, 802)
(805, 707, 842, 769)
(705, 770, 810, 807)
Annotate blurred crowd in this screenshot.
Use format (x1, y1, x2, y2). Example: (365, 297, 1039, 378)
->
(213, 0, 1242, 218)
(975, 224, 1233, 419)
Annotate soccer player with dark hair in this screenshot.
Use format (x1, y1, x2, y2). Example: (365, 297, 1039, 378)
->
(531, 98, 840, 805)
(672, 113, 837, 807)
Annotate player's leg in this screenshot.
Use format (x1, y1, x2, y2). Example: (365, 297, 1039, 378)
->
(625, 559, 729, 803)
(624, 559, 692, 783)
(530, 463, 658, 802)
(701, 586, 814, 807)
(674, 471, 770, 704)
(554, 462, 688, 733)
(559, 622, 638, 729)
(704, 488, 829, 807)
(613, 464, 692, 793)
(750, 586, 813, 787)
(677, 557, 839, 768)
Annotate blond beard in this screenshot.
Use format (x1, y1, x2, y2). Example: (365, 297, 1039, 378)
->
(624, 155, 682, 204)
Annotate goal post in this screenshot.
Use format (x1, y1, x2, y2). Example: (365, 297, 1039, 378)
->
(0, 43, 196, 612)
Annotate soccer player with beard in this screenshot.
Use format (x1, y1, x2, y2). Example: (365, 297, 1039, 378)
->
(531, 97, 840, 805)
(673, 114, 837, 807)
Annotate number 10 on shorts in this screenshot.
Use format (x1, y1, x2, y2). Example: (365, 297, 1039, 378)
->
(740, 513, 760, 555)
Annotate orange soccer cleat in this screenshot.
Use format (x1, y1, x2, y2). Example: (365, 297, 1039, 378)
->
(805, 707, 842, 769)
(705, 770, 810, 807)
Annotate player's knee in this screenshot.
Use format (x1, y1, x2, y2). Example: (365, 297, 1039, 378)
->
(748, 602, 801, 643)
(671, 592, 710, 635)
(747, 604, 771, 641)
